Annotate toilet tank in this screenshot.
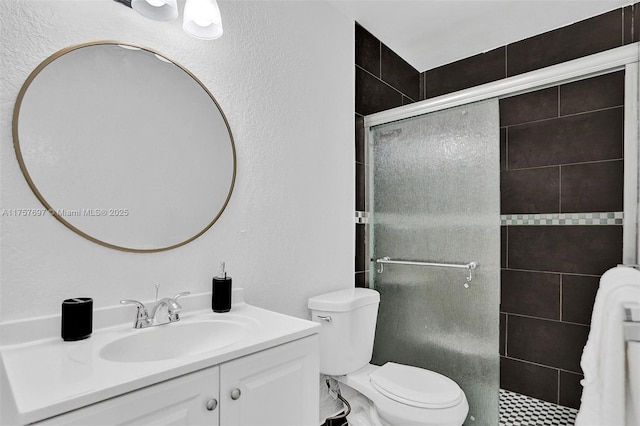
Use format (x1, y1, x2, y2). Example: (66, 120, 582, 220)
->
(308, 288, 380, 376)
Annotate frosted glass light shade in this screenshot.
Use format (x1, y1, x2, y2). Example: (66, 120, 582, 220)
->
(183, 0, 223, 40)
(131, 0, 178, 22)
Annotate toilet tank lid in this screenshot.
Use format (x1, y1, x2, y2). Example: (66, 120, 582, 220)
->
(308, 288, 380, 312)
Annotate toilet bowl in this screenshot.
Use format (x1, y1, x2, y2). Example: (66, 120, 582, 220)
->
(308, 288, 469, 426)
(338, 363, 468, 426)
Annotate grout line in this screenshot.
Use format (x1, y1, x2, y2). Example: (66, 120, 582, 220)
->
(502, 355, 561, 371)
(557, 85, 561, 117)
(502, 268, 601, 278)
(503, 354, 584, 375)
(558, 368, 584, 376)
(505, 45, 508, 79)
(506, 157, 624, 172)
(559, 104, 624, 119)
(557, 369, 561, 404)
(503, 105, 624, 128)
(503, 311, 591, 327)
(505, 127, 509, 171)
(559, 165, 562, 213)
(622, 7, 626, 45)
(378, 40, 381, 79)
(504, 313, 508, 357)
(559, 274, 563, 321)
(505, 226, 509, 269)
(502, 267, 561, 276)
(633, 3, 636, 43)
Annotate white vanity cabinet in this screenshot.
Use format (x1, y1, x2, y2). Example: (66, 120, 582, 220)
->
(33, 336, 318, 426)
(34, 366, 221, 425)
(220, 334, 319, 426)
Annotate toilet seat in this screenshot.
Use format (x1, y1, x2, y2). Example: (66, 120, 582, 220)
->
(369, 362, 464, 409)
(337, 363, 469, 426)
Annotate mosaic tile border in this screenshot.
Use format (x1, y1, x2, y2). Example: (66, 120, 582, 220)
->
(355, 211, 369, 224)
(501, 212, 623, 226)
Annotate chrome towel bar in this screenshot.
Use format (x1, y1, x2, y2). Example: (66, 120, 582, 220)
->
(374, 257, 479, 288)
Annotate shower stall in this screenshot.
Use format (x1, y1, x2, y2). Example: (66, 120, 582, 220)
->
(363, 45, 639, 426)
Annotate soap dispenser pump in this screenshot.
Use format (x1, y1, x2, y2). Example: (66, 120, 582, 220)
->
(212, 261, 232, 313)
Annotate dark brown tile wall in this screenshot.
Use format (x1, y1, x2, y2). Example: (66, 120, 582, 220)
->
(507, 108, 624, 169)
(561, 275, 601, 325)
(422, 4, 638, 99)
(354, 23, 420, 287)
(561, 161, 624, 213)
(424, 47, 506, 99)
(355, 23, 380, 76)
(500, 167, 559, 214)
(356, 67, 404, 116)
(501, 270, 560, 319)
(507, 226, 623, 275)
(506, 9, 624, 77)
(500, 357, 559, 404)
(560, 371, 584, 408)
(500, 71, 624, 408)
(560, 71, 625, 115)
(499, 313, 506, 356)
(507, 315, 590, 372)
(355, 23, 420, 116)
(625, 5, 634, 44)
(381, 44, 421, 100)
(499, 87, 558, 127)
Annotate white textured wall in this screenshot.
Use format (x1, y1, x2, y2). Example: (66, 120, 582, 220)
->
(0, 0, 354, 322)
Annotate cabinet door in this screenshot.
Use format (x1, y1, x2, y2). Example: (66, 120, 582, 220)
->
(35, 366, 220, 426)
(220, 335, 319, 426)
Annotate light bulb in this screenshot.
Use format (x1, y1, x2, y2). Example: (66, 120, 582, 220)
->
(193, 16, 213, 27)
(183, 0, 223, 40)
(131, 0, 178, 21)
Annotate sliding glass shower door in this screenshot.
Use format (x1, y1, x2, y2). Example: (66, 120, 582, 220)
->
(370, 100, 500, 425)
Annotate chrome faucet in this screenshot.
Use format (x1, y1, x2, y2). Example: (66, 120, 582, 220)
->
(121, 291, 190, 329)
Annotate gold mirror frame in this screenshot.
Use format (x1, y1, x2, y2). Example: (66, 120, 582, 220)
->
(12, 41, 237, 253)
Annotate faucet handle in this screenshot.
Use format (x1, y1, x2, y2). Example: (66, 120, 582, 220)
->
(120, 300, 151, 328)
(120, 299, 147, 311)
(172, 292, 190, 301)
(166, 292, 189, 323)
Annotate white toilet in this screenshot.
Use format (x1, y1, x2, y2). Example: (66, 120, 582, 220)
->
(308, 288, 469, 426)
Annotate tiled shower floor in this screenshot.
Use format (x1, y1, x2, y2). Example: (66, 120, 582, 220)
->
(499, 389, 578, 426)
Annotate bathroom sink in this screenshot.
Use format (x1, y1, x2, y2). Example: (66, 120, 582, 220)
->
(99, 319, 250, 362)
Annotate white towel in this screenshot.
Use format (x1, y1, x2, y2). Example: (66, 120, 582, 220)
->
(575, 266, 640, 426)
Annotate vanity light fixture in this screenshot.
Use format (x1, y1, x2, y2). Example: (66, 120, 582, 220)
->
(117, 0, 223, 40)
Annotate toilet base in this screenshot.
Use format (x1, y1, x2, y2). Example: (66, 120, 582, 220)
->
(338, 384, 388, 426)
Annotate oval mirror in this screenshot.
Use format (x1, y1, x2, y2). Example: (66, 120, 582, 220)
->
(13, 42, 236, 252)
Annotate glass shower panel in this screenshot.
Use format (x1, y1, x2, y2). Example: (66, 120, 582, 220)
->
(370, 100, 500, 426)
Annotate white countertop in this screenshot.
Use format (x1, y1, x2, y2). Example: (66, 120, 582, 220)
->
(0, 296, 319, 425)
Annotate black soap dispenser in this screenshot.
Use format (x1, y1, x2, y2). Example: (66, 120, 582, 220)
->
(212, 261, 232, 313)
